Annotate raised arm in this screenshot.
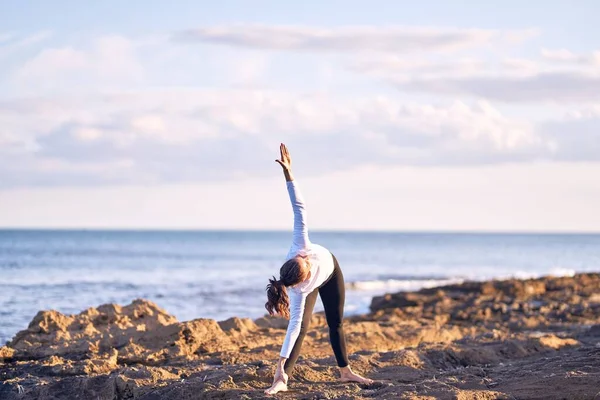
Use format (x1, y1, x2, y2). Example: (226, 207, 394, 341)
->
(275, 143, 309, 249)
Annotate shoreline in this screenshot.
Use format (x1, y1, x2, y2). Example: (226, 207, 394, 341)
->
(0, 270, 582, 346)
(1, 273, 599, 399)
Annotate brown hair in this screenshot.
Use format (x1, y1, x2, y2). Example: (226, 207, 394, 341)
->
(265, 257, 309, 319)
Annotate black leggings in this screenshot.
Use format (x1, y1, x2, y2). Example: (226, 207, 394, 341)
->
(284, 253, 349, 375)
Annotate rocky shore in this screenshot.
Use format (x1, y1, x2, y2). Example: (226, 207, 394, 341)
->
(1, 273, 599, 399)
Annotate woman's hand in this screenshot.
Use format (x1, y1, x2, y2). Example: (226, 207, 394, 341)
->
(275, 143, 292, 172)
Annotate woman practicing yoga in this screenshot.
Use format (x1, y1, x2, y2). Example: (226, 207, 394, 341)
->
(264, 143, 373, 395)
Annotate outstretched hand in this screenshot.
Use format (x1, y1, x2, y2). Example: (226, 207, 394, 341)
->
(275, 143, 292, 171)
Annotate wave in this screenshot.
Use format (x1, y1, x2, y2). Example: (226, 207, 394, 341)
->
(347, 277, 464, 292)
(346, 267, 578, 293)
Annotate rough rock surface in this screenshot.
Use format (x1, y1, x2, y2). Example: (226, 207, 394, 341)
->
(1, 274, 599, 399)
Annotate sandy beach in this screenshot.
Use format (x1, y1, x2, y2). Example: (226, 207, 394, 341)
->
(1, 273, 599, 399)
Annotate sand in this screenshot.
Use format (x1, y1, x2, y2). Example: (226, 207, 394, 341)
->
(1, 273, 599, 399)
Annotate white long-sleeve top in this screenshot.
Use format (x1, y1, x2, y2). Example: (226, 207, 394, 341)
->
(280, 180, 334, 359)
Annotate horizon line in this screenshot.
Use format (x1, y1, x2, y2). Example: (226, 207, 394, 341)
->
(0, 227, 599, 235)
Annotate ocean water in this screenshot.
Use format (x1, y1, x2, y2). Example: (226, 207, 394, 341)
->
(1, 229, 599, 345)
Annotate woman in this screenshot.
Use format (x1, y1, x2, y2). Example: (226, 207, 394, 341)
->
(264, 143, 373, 395)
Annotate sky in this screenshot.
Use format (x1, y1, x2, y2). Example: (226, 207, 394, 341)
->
(0, 0, 599, 232)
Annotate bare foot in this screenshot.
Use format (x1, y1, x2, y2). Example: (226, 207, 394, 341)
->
(340, 368, 373, 385)
(264, 379, 288, 395)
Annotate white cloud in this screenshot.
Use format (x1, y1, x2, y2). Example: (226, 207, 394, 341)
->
(73, 127, 103, 141)
(351, 53, 600, 103)
(538, 108, 600, 161)
(501, 58, 540, 74)
(397, 72, 600, 103)
(229, 53, 269, 85)
(2, 28, 598, 189)
(0, 131, 37, 154)
(13, 35, 144, 93)
(541, 48, 600, 66)
(174, 25, 536, 53)
(2, 88, 594, 188)
(352, 56, 488, 78)
(351, 56, 542, 83)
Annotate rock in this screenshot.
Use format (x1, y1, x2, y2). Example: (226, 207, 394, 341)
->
(8, 299, 178, 360)
(218, 317, 258, 333)
(586, 324, 600, 337)
(0, 346, 15, 361)
(587, 293, 600, 304)
(537, 334, 579, 350)
(117, 318, 235, 363)
(370, 293, 420, 311)
(253, 315, 288, 329)
(1, 274, 599, 399)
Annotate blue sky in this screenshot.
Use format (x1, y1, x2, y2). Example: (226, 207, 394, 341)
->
(1, 1, 597, 34)
(1, 1, 599, 231)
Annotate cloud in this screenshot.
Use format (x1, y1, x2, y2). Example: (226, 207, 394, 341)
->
(174, 25, 536, 53)
(538, 108, 600, 161)
(169, 25, 597, 105)
(352, 54, 600, 103)
(13, 35, 144, 93)
(392, 72, 600, 103)
(0, 131, 37, 154)
(541, 48, 600, 66)
(2, 28, 598, 189)
(353, 55, 545, 79)
(3, 89, 590, 188)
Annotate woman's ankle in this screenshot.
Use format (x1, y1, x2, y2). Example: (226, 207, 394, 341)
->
(339, 366, 353, 375)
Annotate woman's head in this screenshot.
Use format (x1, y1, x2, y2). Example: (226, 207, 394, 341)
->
(265, 256, 311, 319)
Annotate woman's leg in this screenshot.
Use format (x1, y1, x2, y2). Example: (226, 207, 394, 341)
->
(283, 288, 319, 376)
(319, 254, 373, 384)
(318, 254, 349, 368)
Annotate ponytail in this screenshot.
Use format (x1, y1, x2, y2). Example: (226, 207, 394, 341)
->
(265, 276, 290, 319)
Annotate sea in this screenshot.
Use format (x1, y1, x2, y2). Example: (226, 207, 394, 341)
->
(1, 229, 599, 345)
